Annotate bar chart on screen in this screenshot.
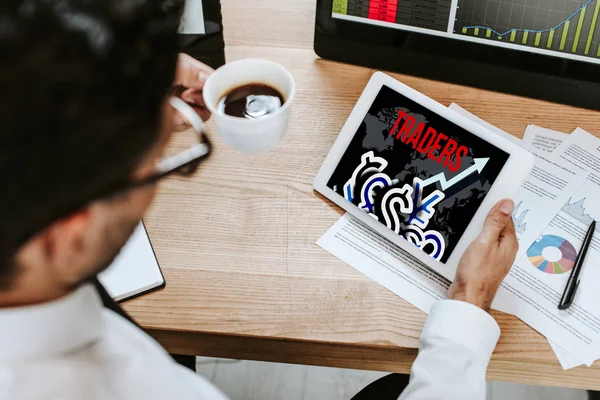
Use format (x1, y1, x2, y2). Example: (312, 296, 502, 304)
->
(455, 0, 600, 58)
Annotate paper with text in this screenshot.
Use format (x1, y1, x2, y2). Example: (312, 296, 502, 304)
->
(317, 214, 449, 314)
(496, 129, 600, 366)
(521, 125, 567, 156)
(510, 159, 587, 258)
(498, 179, 600, 366)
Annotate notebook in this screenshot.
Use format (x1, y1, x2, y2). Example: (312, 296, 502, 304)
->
(98, 222, 165, 302)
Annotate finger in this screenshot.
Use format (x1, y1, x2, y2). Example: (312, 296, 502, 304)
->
(499, 217, 519, 259)
(171, 112, 188, 132)
(480, 199, 515, 244)
(173, 53, 214, 90)
(189, 104, 211, 122)
(501, 212, 517, 238)
(172, 103, 211, 127)
(181, 88, 206, 108)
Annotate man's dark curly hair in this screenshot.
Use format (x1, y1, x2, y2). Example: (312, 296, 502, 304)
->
(0, 0, 184, 288)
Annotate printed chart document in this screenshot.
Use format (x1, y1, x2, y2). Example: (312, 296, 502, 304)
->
(502, 130, 587, 370)
(496, 129, 600, 366)
(498, 178, 600, 366)
(99, 223, 164, 302)
(448, 110, 587, 369)
(508, 159, 586, 258)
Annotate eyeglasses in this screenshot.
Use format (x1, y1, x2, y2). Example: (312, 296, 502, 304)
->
(112, 96, 212, 193)
(4, 97, 212, 254)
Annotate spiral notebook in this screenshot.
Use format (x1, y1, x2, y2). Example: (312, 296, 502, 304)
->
(98, 222, 165, 302)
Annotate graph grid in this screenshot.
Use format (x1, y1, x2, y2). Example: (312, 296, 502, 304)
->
(454, 0, 600, 58)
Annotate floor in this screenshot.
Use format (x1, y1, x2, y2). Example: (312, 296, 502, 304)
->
(195, 357, 588, 400)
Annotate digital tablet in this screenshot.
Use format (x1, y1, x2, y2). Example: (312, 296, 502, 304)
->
(314, 72, 534, 281)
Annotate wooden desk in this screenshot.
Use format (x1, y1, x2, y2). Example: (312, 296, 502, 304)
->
(126, 0, 600, 391)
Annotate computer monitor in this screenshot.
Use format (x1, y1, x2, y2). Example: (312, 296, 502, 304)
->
(314, 0, 600, 111)
(179, 0, 226, 69)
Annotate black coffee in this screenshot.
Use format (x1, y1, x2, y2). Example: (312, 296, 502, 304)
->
(218, 84, 284, 119)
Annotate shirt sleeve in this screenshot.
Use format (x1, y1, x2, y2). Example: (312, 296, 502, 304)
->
(398, 300, 501, 400)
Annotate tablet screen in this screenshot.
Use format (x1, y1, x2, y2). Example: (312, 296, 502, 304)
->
(327, 85, 509, 263)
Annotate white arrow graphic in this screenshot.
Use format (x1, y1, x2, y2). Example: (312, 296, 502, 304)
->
(420, 158, 489, 191)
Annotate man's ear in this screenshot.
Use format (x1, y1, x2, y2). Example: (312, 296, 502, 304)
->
(38, 208, 94, 282)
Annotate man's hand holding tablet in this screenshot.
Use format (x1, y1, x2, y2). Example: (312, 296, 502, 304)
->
(450, 199, 518, 311)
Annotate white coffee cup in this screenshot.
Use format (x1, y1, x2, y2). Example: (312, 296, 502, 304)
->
(202, 59, 296, 153)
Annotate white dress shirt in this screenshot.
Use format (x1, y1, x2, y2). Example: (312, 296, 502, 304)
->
(0, 284, 228, 400)
(399, 300, 501, 399)
(0, 285, 499, 400)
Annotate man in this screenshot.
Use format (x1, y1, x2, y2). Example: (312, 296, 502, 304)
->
(0, 1, 517, 399)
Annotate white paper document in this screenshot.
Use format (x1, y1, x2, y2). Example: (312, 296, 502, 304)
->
(522, 125, 568, 156)
(497, 177, 600, 366)
(552, 128, 600, 182)
(496, 129, 600, 366)
(547, 340, 584, 370)
(317, 214, 449, 314)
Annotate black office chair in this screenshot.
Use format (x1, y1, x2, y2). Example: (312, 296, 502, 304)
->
(351, 374, 410, 399)
(353, 376, 599, 400)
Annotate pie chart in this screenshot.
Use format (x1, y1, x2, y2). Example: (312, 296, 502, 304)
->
(527, 235, 577, 274)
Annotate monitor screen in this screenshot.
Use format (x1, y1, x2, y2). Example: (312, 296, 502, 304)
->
(331, 0, 600, 65)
